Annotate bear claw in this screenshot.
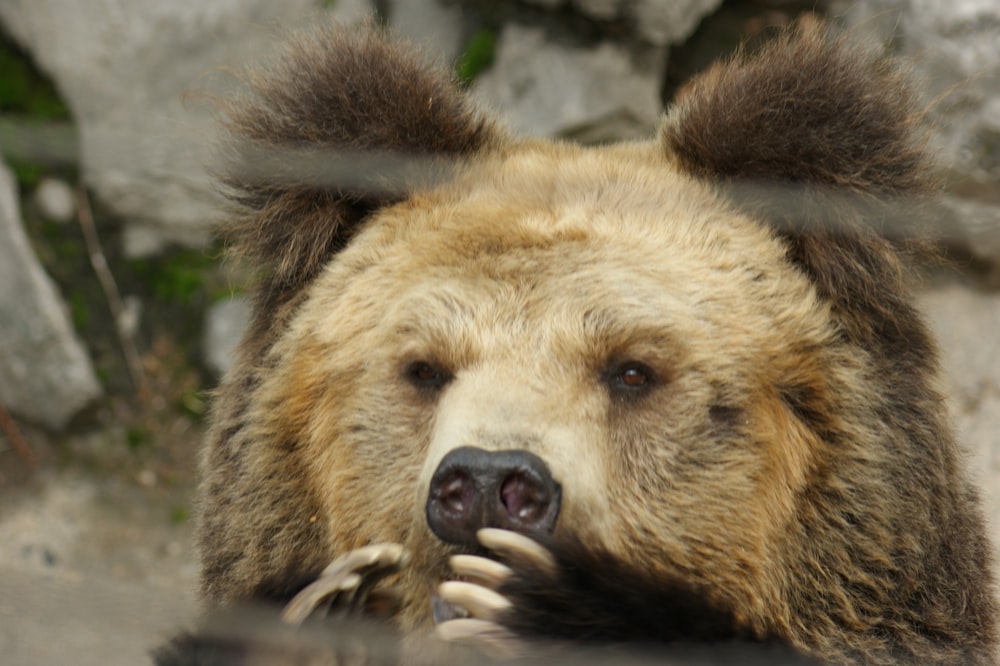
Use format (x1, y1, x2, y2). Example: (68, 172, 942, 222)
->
(449, 554, 513, 589)
(437, 580, 512, 621)
(476, 528, 556, 576)
(282, 543, 409, 625)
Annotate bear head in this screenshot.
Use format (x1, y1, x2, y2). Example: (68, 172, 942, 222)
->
(198, 17, 995, 663)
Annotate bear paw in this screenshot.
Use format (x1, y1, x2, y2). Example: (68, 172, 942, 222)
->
(435, 528, 556, 659)
(282, 542, 410, 626)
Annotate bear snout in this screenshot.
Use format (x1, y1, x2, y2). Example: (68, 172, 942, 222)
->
(425, 446, 562, 547)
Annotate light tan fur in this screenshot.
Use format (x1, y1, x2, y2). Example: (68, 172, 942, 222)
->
(229, 140, 853, 632)
(193, 18, 997, 665)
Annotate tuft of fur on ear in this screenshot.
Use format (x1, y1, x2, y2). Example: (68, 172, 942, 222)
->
(660, 15, 939, 355)
(661, 14, 932, 198)
(219, 21, 502, 334)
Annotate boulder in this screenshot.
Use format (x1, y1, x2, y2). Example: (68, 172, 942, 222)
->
(0, 0, 374, 256)
(472, 24, 664, 143)
(918, 283, 1000, 533)
(387, 0, 465, 64)
(521, 0, 723, 45)
(202, 295, 250, 378)
(837, 0, 1000, 268)
(33, 177, 77, 223)
(0, 156, 101, 428)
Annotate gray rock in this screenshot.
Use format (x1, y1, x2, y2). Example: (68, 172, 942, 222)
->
(574, 0, 619, 20)
(0, 0, 375, 257)
(522, 0, 722, 45)
(836, 0, 1000, 267)
(388, 0, 465, 64)
(918, 284, 1000, 534)
(629, 0, 723, 46)
(472, 24, 665, 143)
(0, 471, 197, 666)
(939, 195, 1000, 265)
(0, 156, 101, 429)
(522, 0, 565, 9)
(33, 178, 76, 223)
(203, 295, 251, 377)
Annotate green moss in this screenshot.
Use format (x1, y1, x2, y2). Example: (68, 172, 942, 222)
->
(169, 506, 190, 525)
(456, 29, 497, 85)
(68, 291, 90, 330)
(180, 390, 207, 422)
(129, 249, 219, 305)
(125, 425, 153, 450)
(7, 159, 44, 188)
(0, 33, 70, 119)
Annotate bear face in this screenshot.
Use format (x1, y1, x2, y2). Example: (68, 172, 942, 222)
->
(252, 143, 840, 623)
(192, 17, 997, 665)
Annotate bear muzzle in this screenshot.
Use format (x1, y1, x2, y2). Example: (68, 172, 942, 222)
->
(425, 446, 562, 547)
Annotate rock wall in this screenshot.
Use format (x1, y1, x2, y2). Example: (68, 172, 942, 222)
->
(0, 155, 101, 429)
(836, 0, 1000, 275)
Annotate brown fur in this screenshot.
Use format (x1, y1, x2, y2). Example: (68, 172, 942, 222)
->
(196, 17, 997, 665)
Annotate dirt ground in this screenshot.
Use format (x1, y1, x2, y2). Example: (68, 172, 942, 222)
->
(0, 371, 203, 665)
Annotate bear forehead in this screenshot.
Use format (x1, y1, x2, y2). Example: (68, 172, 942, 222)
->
(295, 141, 832, 362)
(347, 143, 796, 279)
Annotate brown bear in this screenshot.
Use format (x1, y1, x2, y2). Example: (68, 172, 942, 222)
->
(161, 15, 997, 666)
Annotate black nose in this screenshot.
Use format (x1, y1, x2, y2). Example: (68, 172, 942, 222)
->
(426, 446, 561, 547)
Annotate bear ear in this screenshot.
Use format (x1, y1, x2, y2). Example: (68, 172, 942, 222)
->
(220, 21, 503, 308)
(661, 15, 932, 201)
(660, 16, 937, 351)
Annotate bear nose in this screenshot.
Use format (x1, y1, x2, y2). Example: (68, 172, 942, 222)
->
(426, 446, 561, 547)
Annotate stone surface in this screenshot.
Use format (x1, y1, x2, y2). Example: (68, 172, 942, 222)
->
(836, 0, 1000, 267)
(203, 295, 251, 377)
(473, 24, 665, 143)
(33, 177, 76, 223)
(520, 0, 723, 45)
(0, 156, 101, 429)
(0, 0, 374, 256)
(629, 0, 724, 46)
(388, 0, 465, 64)
(918, 283, 1000, 533)
(0, 471, 197, 666)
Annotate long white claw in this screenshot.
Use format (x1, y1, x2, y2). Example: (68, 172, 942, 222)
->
(449, 554, 513, 589)
(281, 543, 409, 626)
(436, 618, 524, 660)
(477, 528, 557, 576)
(319, 542, 408, 578)
(438, 580, 512, 621)
(282, 572, 363, 625)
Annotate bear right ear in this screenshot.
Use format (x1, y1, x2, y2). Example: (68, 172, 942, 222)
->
(659, 16, 937, 354)
(220, 22, 503, 309)
(660, 15, 932, 206)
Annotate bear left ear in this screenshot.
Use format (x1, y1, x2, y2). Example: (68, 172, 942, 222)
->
(220, 21, 503, 312)
(660, 16, 937, 351)
(661, 15, 932, 203)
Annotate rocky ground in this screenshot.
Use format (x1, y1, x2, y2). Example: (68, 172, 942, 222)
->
(0, 334, 206, 664)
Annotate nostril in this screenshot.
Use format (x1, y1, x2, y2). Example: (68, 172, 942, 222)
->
(500, 473, 547, 523)
(427, 446, 561, 546)
(437, 472, 475, 515)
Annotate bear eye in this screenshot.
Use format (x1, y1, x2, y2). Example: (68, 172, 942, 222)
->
(405, 361, 451, 390)
(605, 361, 657, 398)
(620, 366, 649, 387)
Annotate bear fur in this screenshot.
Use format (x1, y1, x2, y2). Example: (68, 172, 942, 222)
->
(166, 15, 997, 665)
